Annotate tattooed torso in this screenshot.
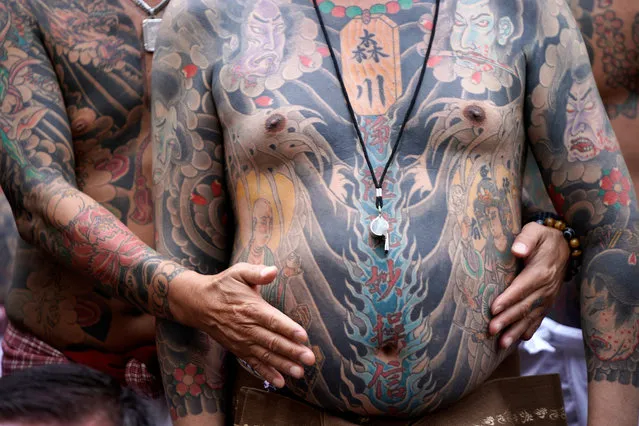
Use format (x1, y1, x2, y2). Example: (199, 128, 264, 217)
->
(155, 0, 540, 415)
(2, 0, 160, 350)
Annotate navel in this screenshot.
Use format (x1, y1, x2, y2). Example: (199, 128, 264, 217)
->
(376, 342, 400, 363)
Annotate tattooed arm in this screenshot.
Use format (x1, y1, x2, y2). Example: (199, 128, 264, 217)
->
(527, 3, 639, 424)
(0, 0, 311, 383)
(0, 0, 180, 318)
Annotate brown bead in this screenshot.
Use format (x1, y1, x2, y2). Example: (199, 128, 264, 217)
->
(569, 238, 580, 249)
(554, 220, 566, 231)
(572, 249, 583, 257)
(544, 218, 556, 227)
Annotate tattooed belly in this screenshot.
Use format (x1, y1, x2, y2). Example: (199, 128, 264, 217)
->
(231, 235, 514, 417)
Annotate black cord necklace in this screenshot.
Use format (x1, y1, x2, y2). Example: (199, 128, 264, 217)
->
(312, 0, 441, 251)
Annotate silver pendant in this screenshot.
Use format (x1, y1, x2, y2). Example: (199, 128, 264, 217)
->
(142, 18, 162, 53)
(370, 215, 389, 237)
(370, 215, 390, 252)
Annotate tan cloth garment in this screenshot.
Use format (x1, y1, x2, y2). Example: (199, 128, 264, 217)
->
(233, 371, 567, 426)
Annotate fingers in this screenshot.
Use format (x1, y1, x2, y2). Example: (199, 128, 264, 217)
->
(247, 321, 316, 366)
(250, 345, 307, 381)
(251, 302, 311, 346)
(491, 265, 545, 316)
(522, 316, 544, 341)
(490, 288, 547, 336)
(511, 222, 546, 258)
(498, 308, 545, 349)
(242, 357, 286, 389)
(232, 262, 279, 286)
(495, 302, 545, 349)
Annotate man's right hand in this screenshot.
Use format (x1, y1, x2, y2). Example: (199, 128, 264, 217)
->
(170, 263, 316, 388)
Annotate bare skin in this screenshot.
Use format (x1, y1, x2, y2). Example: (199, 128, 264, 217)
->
(522, 1, 639, 423)
(0, 0, 568, 396)
(524, 0, 639, 327)
(0, 0, 315, 381)
(152, 0, 639, 424)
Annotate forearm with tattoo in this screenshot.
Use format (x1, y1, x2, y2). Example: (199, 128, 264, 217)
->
(526, 1, 639, 393)
(0, 1, 180, 319)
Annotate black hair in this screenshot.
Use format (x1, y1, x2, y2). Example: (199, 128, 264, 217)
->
(0, 364, 153, 426)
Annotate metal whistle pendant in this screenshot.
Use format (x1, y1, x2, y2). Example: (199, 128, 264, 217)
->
(370, 188, 390, 252)
(370, 213, 390, 253)
(142, 18, 162, 52)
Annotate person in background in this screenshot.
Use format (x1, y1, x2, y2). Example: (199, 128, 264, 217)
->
(519, 1, 639, 425)
(0, 363, 154, 426)
(0, 0, 317, 407)
(0, 191, 18, 377)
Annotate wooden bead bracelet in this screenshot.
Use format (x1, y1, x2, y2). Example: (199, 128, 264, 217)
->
(529, 212, 583, 281)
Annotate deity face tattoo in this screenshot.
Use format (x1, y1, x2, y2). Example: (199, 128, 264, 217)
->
(252, 198, 274, 248)
(450, 0, 514, 59)
(583, 252, 639, 363)
(564, 69, 616, 162)
(239, 0, 286, 79)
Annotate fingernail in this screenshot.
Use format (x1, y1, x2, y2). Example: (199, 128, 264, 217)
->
(273, 377, 285, 388)
(493, 322, 503, 334)
(493, 304, 504, 315)
(293, 330, 307, 343)
(289, 365, 304, 378)
(300, 350, 315, 365)
(260, 266, 277, 278)
(512, 242, 527, 254)
(503, 337, 513, 349)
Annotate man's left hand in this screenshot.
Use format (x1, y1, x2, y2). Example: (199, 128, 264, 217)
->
(488, 222, 570, 349)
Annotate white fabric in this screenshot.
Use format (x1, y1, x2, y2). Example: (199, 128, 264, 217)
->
(519, 318, 587, 426)
(147, 396, 172, 426)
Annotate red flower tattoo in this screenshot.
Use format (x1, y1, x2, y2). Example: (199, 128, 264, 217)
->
(599, 168, 632, 208)
(173, 363, 207, 398)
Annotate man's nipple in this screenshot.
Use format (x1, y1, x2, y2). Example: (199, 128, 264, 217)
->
(463, 104, 486, 124)
(265, 113, 286, 133)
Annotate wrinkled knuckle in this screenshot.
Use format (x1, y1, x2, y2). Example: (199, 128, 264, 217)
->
(247, 358, 261, 371)
(261, 350, 272, 363)
(516, 289, 527, 302)
(268, 336, 279, 352)
(538, 267, 552, 282)
(231, 304, 247, 321)
(238, 302, 258, 318)
(520, 303, 532, 319)
(267, 313, 279, 330)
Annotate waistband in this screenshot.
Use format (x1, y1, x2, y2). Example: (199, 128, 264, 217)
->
(233, 368, 567, 426)
(1, 321, 162, 399)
